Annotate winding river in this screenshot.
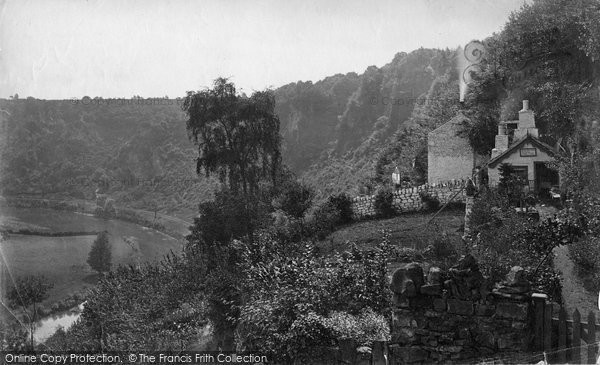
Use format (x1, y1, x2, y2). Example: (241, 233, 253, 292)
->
(0, 206, 183, 342)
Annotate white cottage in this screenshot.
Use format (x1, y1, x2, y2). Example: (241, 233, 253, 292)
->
(487, 100, 559, 195)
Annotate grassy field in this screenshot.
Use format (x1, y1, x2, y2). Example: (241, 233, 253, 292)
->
(0, 207, 182, 310)
(318, 208, 465, 255)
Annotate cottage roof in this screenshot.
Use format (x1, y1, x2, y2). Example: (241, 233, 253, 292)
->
(428, 112, 470, 136)
(487, 134, 557, 167)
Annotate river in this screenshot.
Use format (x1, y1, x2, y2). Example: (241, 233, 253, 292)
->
(0, 206, 183, 342)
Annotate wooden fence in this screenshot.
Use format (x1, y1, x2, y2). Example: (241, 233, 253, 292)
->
(532, 293, 599, 364)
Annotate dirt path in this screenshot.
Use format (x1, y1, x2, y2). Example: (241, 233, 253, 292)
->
(537, 205, 600, 318)
(553, 244, 599, 318)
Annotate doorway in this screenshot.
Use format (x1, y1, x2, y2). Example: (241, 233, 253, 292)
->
(534, 162, 559, 197)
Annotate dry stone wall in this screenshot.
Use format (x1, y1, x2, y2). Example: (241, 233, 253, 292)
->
(388, 256, 533, 364)
(306, 256, 536, 365)
(352, 180, 467, 219)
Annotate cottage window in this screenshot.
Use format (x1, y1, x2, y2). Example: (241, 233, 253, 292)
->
(512, 166, 528, 184)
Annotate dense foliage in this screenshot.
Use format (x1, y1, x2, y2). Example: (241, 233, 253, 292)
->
(461, 0, 600, 155)
(560, 135, 600, 291)
(45, 256, 205, 351)
(182, 78, 281, 195)
(7, 275, 53, 349)
(235, 234, 392, 362)
(373, 188, 396, 218)
(0, 98, 216, 220)
(469, 189, 581, 300)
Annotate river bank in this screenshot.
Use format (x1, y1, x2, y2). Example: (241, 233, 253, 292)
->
(0, 204, 184, 337)
(0, 196, 191, 240)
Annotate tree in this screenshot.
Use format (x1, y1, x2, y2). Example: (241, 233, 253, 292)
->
(87, 232, 112, 275)
(7, 275, 53, 349)
(182, 78, 281, 195)
(272, 178, 313, 220)
(182, 79, 283, 350)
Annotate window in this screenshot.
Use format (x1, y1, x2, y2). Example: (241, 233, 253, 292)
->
(512, 166, 528, 184)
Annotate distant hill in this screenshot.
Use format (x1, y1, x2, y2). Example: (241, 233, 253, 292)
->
(0, 48, 460, 216)
(275, 48, 460, 197)
(4, 0, 598, 217)
(0, 98, 217, 219)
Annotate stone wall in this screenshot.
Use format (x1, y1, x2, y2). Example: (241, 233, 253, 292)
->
(388, 256, 532, 364)
(306, 256, 536, 364)
(351, 180, 466, 220)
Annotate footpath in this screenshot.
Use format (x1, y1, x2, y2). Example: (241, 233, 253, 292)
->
(537, 205, 600, 318)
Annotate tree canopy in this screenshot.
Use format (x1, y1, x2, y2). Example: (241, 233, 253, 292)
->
(87, 231, 112, 274)
(182, 78, 281, 195)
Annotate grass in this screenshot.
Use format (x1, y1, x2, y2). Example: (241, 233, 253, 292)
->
(317, 208, 465, 255)
(0, 207, 182, 312)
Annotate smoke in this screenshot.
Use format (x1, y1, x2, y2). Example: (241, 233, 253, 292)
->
(456, 41, 486, 102)
(456, 46, 469, 102)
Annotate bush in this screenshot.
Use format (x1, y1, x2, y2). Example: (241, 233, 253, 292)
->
(419, 191, 440, 211)
(470, 202, 581, 301)
(303, 193, 354, 240)
(310, 202, 340, 239)
(321, 309, 390, 346)
(327, 193, 354, 225)
(272, 179, 313, 220)
(390, 247, 424, 262)
(280, 308, 390, 361)
(374, 188, 395, 218)
(569, 237, 600, 292)
(236, 233, 392, 362)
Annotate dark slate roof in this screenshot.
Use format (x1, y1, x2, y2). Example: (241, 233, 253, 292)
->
(487, 134, 557, 167)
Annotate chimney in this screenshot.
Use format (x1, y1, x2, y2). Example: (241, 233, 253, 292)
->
(491, 122, 510, 158)
(518, 99, 535, 129)
(515, 99, 538, 138)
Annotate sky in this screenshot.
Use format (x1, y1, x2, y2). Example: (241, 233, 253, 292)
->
(0, 0, 527, 99)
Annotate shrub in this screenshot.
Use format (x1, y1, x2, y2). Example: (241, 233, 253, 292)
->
(419, 191, 440, 211)
(321, 309, 390, 346)
(272, 179, 313, 220)
(470, 204, 581, 301)
(374, 188, 395, 218)
(569, 237, 600, 292)
(236, 233, 392, 361)
(390, 247, 424, 262)
(310, 202, 340, 239)
(327, 193, 354, 225)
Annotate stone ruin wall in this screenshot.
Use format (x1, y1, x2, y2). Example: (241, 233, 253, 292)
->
(351, 180, 467, 220)
(389, 255, 533, 364)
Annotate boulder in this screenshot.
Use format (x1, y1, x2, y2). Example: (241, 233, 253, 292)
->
(390, 263, 424, 297)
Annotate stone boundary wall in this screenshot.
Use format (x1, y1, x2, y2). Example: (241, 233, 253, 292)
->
(388, 256, 532, 364)
(352, 180, 467, 220)
(306, 256, 536, 364)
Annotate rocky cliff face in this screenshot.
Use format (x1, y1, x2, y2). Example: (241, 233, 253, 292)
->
(275, 48, 459, 197)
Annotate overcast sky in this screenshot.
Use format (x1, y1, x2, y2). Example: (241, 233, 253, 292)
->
(0, 0, 526, 99)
